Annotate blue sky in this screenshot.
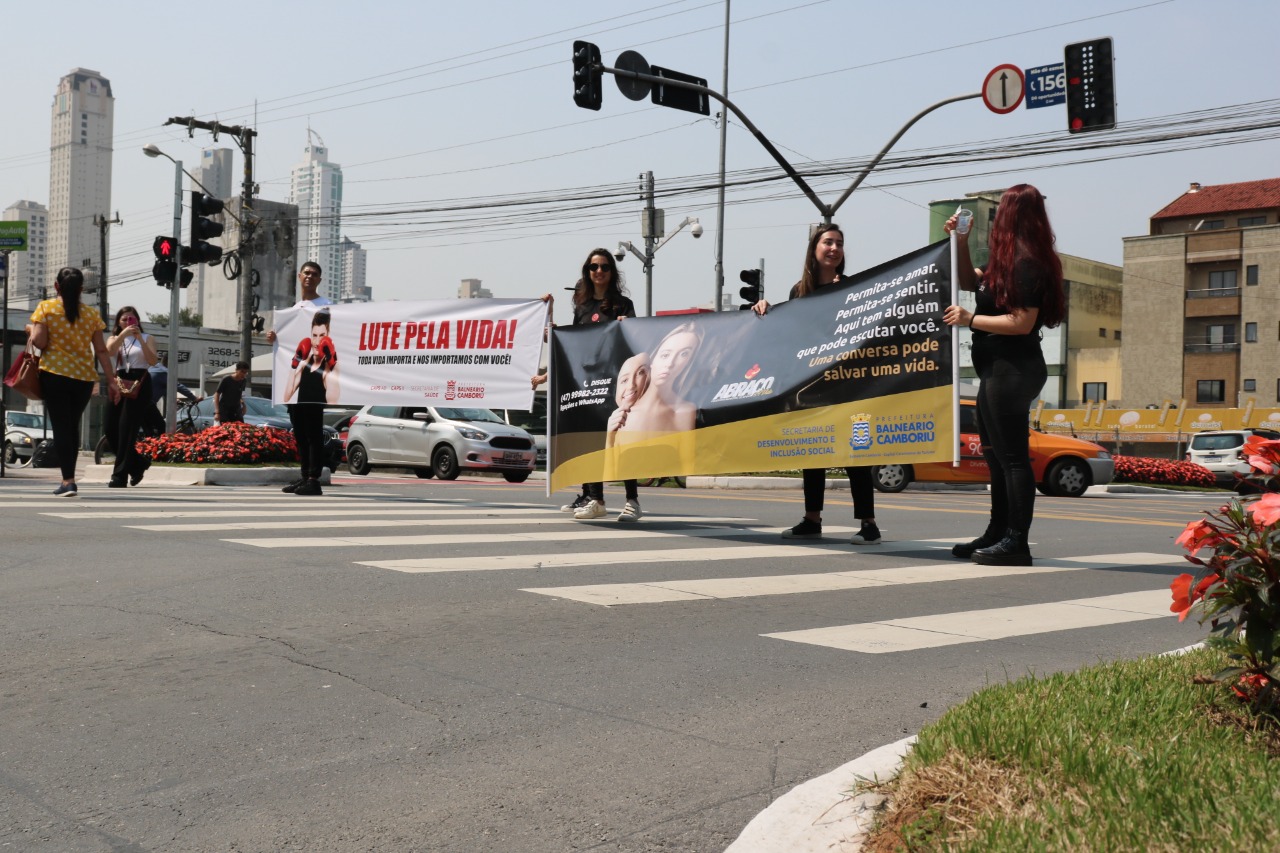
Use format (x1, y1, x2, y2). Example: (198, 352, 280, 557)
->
(3, 0, 1277, 320)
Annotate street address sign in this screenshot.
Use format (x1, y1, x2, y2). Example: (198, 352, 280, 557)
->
(0, 221, 28, 250)
(982, 64, 1025, 114)
(1025, 63, 1066, 109)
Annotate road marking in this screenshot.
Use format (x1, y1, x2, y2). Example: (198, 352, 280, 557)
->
(361, 544, 847, 573)
(763, 589, 1173, 653)
(133, 514, 753, 532)
(50, 506, 612, 521)
(221, 525, 774, 548)
(520, 553, 1180, 605)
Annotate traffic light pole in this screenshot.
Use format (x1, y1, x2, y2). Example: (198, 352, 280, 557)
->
(237, 129, 255, 364)
(163, 117, 258, 364)
(601, 63, 981, 225)
(165, 160, 184, 434)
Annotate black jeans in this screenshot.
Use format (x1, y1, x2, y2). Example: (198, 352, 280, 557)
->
(105, 370, 151, 482)
(974, 358, 1048, 534)
(38, 371, 94, 481)
(288, 404, 326, 479)
(802, 467, 875, 519)
(585, 480, 638, 503)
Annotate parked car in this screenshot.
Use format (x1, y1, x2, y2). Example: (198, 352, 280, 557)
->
(1185, 428, 1280, 487)
(495, 396, 547, 467)
(345, 405, 537, 482)
(189, 396, 343, 473)
(4, 410, 50, 465)
(871, 400, 1114, 497)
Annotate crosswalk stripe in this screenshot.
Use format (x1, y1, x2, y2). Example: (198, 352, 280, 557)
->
(360, 544, 848, 573)
(52, 507, 600, 521)
(763, 589, 1173, 653)
(520, 553, 1181, 605)
(132, 514, 753, 532)
(222, 524, 772, 548)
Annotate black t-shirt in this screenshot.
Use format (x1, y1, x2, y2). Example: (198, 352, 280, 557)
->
(572, 294, 636, 327)
(215, 375, 247, 418)
(970, 259, 1049, 370)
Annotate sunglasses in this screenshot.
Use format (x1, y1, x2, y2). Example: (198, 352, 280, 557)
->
(588, 262, 612, 272)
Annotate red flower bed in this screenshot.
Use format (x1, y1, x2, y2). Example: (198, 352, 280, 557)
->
(1112, 454, 1215, 488)
(137, 422, 298, 466)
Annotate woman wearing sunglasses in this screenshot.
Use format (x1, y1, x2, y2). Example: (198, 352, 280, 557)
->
(563, 248, 644, 523)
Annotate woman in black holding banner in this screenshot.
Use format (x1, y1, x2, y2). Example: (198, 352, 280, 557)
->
(567, 248, 644, 523)
(753, 225, 882, 545)
(942, 184, 1065, 566)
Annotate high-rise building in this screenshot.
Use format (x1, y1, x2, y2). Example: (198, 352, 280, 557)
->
(458, 278, 492, 299)
(188, 148, 235, 318)
(3, 201, 49, 310)
(47, 68, 113, 290)
(288, 134, 343, 302)
(339, 237, 371, 302)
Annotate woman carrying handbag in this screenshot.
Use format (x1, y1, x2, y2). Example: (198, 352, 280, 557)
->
(103, 306, 159, 488)
(27, 267, 119, 497)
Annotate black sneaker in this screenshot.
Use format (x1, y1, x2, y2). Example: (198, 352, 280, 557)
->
(282, 478, 307, 494)
(53, 483, 78, 497)
(850, 522, 882, 545)
(560, 493, 590, 513)
(294, 479, 323, 496)
(108, 478, 128, 489)
(781, 518, 822, 539)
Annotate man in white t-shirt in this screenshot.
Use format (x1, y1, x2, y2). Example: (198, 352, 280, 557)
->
(266, 261, 334, 495)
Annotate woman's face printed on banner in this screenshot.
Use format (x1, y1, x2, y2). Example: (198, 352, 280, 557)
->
(651, 329, 699, 391)
(616, 353, 650, 408)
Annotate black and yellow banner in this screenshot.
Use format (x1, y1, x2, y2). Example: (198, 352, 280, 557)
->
(549, 241, 956, 491)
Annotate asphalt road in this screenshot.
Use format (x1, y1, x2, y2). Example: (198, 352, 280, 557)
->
(0, 473, 1211, 852)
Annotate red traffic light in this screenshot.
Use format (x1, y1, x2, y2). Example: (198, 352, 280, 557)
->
(153, 235, 176, 258)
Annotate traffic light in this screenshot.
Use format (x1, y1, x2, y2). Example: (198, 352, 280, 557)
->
(152, 235, 192, 289)
(572, 40, 602, 111)
(739, 269, 763, 310)
(187, 191, 224, 265)
(1064, 37, 1116, 133)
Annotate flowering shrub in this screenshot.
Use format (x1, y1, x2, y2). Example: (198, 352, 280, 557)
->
(1113, 454, 1216, 488)
(137, 422, 298, 466)
(1172, 434, 1280, 714)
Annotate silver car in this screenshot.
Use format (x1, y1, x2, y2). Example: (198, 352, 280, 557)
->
(1186, 428, 1280, 488)
(345, 405, 536, 483)
(4, 410, 50, 465)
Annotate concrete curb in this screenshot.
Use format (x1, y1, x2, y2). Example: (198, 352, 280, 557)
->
(724, 736, 916, 853)
(725, 643, 1207, 852)
(79, 464, 331, 487)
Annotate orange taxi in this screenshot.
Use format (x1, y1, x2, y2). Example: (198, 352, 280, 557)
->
(871, 400, 1114, 498)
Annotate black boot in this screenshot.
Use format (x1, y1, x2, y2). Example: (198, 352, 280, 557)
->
(972, 529, 1032, 566)
(951, 523, 1004, 559)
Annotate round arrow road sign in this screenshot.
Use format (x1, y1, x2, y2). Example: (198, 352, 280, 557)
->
(982, 64, 1025, 114)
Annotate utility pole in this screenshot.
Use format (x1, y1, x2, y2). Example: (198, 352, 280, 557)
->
(640, 171, 657, 317)
(714, 0, 730, 311)
(163, 116, 258, 363)
(92, 212, 122, 323)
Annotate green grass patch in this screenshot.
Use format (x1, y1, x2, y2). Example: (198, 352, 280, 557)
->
(865, 647, 1280, 851)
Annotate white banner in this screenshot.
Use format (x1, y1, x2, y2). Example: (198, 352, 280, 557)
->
(271, 298, 548, 409)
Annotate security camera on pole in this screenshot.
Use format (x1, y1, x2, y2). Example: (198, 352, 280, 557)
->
(613, 171, 702, 316)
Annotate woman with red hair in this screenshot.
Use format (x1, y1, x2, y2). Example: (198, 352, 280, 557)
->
(942, 185, 1066, 565)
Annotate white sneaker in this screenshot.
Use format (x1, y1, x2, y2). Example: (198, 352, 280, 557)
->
(573, 499, 607, 520)
(561, 494, 590, 513)
(617, 500, 643, 523)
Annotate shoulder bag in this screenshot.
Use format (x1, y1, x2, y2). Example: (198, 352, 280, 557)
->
(3, 343, 42, 401)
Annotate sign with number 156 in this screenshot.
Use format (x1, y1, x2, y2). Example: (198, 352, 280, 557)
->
(1025, 63, 1066, 109)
